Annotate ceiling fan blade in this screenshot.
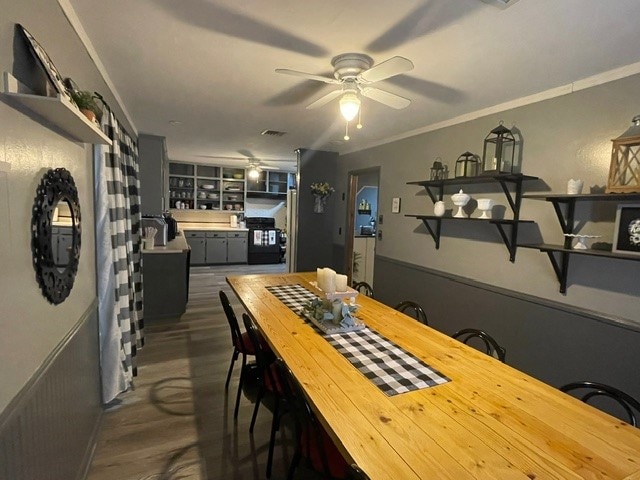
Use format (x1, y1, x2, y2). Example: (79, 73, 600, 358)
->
(275, 69, 341, 84)
(361, 87, 411, 109)
(306, 89, 343, 109)
(358, 56, 414, 83)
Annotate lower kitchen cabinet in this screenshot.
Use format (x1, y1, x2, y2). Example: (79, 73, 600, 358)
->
(205, 232, 227, 264)
(227, 232, 248, 263)
(185, 230, 247, 265)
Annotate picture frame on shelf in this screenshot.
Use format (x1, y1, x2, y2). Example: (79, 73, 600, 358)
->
(17, 24, 75, 105)
(612, 203, 640, 256)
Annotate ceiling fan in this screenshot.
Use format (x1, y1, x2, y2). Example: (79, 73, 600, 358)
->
(276, 53, 414, 136)
(246, 159, 279, 180)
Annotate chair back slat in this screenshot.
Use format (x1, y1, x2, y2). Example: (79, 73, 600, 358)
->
(219, 290, 243, 346)
(560, 381, 640, 427)
(394, 300, 429, 325)
(452, 328, 506, 363)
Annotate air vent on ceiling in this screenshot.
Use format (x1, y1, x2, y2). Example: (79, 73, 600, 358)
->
(480, 0, 521, 8)
(260, 129, 287, 137)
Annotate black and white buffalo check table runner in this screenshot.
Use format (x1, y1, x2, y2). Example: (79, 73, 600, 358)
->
(266, 284, 450, 396)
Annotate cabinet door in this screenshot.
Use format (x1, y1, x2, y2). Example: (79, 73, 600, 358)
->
(185, 232, 206, 265)
(205, 237, 227, 264)
(227, 236, 247, 263)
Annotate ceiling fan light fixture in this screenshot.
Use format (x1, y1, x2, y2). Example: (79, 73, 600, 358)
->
(248, 165, 261, 180)
(339, 92, 361, 121)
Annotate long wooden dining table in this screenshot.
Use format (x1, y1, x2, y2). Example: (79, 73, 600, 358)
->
(227, 272, 640, 479)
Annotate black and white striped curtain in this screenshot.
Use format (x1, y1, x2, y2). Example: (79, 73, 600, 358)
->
(95, 107, 144, 404)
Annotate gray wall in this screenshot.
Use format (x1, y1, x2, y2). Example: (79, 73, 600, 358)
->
(1, 3, 131, 478)
(296, 148, 340, 271)
(337, 74, 640, 325)
(336, 74, 640, 394)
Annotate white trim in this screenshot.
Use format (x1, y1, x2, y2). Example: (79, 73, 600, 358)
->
(57, 0, 138, 135)
(342, 61, 640, 156)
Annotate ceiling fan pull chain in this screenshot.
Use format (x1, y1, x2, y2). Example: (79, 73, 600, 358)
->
(344, 121, 350, 141)
(357, 107, 363, 130)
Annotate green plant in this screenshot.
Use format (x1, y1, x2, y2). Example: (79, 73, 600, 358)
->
(70, 90, 102, 120)
(352, 251, 362, 274)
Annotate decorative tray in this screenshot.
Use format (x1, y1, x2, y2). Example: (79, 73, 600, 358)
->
(302, 311, 366, 335)
(309, 281, 359, 300)
(201, 184, 215, 190)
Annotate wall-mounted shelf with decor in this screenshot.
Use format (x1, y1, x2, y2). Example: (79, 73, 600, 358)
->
(2, 72, 111, 145)
(406, 173, 538, 261)
(519, 192, 640, 293)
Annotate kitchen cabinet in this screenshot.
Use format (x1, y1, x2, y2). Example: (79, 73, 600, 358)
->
(168, 162, 246, 213)
(406, 173, 538, 262)
(227, 232, 248, 263)
(520, 193, 640, 293)
(205, 232, 227, 264)
(184, 230, 248, 264)
(247, 170, 295, 198)
(139, 134, 167, 214)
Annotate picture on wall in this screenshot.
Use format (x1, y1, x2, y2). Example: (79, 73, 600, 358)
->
(17, 24, 75, 105)
(612, 203, 640, 256)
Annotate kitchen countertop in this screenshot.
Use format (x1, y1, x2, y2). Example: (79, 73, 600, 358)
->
(142, 233, 190, 254)
(179, 222, 249, 232)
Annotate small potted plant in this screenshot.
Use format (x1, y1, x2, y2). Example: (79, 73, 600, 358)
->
(70, 90, 102, 124)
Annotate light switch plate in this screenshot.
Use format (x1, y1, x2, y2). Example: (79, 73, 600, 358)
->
(391, 197, 401, 213)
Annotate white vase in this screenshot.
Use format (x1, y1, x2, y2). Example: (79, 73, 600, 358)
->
(434, 201, 446, 217)
(313, 195, 325, 213)
(451, 189, 470, 218)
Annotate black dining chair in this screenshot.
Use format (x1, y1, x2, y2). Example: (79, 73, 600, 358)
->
(219, 290, 258, 420)
(242, 314, 284, 478)
(394, 300, 429, 325)
(349, 464, 371, 479)
(273, 358, 350, 480)
(452, 328, 506, 363)
(560, 381, 640, 427)
(352, 281, 374, 298)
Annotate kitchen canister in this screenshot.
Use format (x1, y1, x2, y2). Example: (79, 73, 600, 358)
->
(434, 200, 446, 217)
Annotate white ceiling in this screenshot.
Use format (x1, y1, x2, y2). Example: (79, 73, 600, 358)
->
(66, 0, 640, 168)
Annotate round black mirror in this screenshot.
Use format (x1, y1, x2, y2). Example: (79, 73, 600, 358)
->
(31, 168, 81, 305)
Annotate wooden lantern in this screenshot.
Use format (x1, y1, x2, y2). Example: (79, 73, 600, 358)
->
(607, 115, 640, 193)
(482, 121, 515, 175)
(430, 157, 446, 180)
(455, 151, 480, 178)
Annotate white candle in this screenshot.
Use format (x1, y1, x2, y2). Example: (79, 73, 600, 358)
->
(335, 274, 348, 292)
(316, 268, 323, 290)
(325, 268, 336, 293)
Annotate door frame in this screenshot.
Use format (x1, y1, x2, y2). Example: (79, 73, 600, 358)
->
(345, 167, 380, 286)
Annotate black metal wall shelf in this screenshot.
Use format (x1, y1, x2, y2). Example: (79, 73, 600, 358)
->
(407, 173, 538, 262)
(520, 192, 640, 293)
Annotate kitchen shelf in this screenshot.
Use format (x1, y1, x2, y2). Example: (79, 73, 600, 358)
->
(521, 192, 640, 293)
(407, 173, 538, 261)
(3, 72, 111, 145)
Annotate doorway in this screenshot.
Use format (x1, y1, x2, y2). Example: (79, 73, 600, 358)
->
(345, 167, 380, 287)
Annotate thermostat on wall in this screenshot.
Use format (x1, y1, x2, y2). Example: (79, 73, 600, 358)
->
(391, 197, 401, 213)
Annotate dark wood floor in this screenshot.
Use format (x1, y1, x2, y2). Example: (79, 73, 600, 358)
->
(87, 263, 323, 480)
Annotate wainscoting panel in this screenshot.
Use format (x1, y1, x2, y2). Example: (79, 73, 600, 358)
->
(0, 304, 102, 480)
(373, 256, 640, 401)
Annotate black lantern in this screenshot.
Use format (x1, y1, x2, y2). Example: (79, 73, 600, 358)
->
(607, 115, 640, 193)
(482, 121, 515, 175)
(429, 157, 447, 181)
(455, 151, 480, 178)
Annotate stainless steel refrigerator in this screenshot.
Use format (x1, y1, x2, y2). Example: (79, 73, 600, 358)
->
(286, 189, 297, 272)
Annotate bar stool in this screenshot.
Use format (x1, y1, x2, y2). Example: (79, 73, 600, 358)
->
(560, 381, 640, 427)
(352, 281, 374, 298)
(394, 300, 428, 325)
(452, 328, 506, 363)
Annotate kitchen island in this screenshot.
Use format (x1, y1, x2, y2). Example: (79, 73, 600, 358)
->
(142, 233, 190, 320)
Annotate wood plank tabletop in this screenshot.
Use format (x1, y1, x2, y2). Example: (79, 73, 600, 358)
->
(227, 272, 640, 480)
